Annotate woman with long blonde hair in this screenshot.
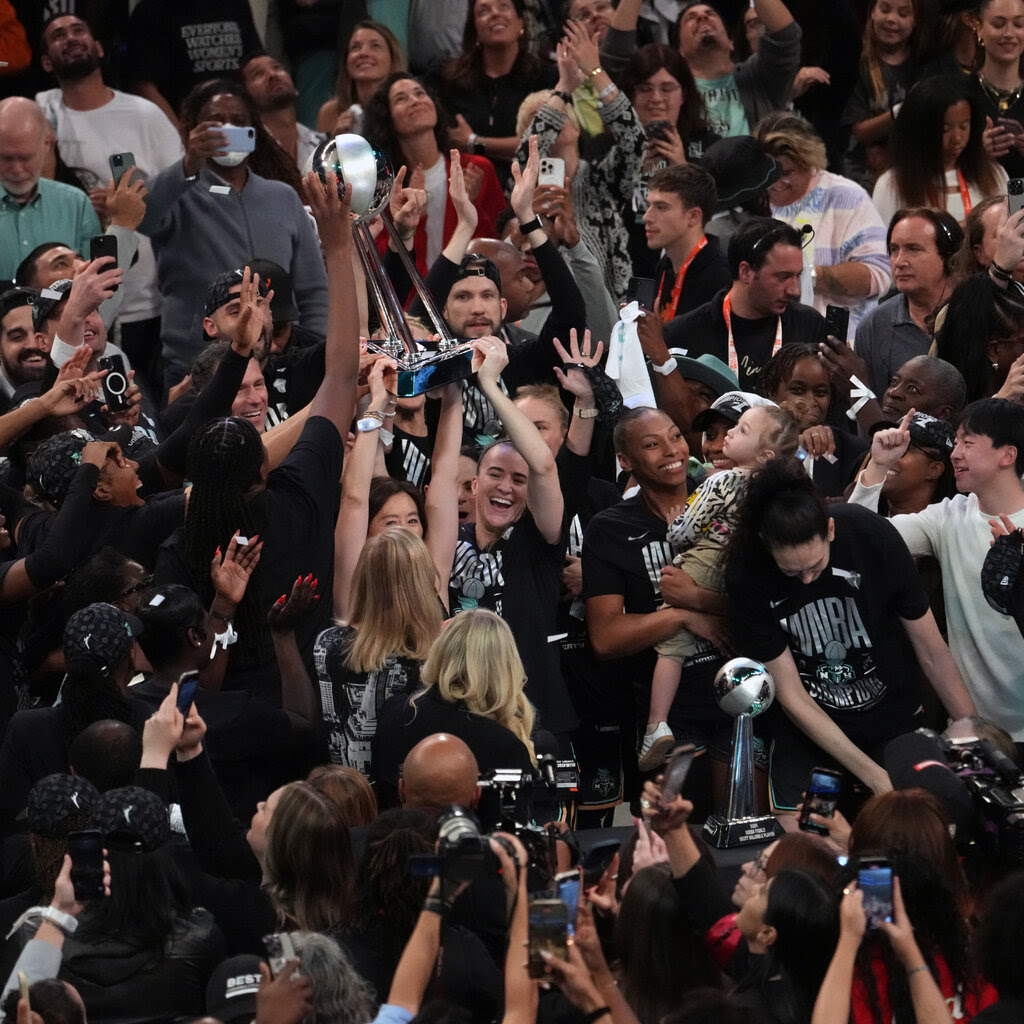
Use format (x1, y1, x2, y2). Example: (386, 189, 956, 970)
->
(370, 609, 537, 808)
(313, 527, 442, 779)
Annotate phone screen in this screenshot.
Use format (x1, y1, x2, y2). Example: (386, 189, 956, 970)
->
(527, 900, 569, 977)
(68, 829, 105, 901)
(660, 743, 696, 805)
(556, 873, 580, 936)
(798, 768, 842, 835)
(176, 672, 199, 715)
(263, 932, 298, 978)
(858, 861, 893, 928)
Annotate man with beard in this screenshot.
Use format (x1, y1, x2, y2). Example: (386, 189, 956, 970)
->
(35, 13, 181, 395)
(240, 51, 326, 173)
(0, 288, 51, 412)
(675, 0, 801, 138)
(0, 97, 99, 283)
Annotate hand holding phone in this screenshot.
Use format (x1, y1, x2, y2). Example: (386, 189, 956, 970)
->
(857, 856, 893, 929)
(797, 767, 842, 835)
(527, 899, 569, 977)
(90, 235, 118, 291)
(659, 743, 695, 806)
(176, 670, 200, 715)
(68, 830, 106, 902)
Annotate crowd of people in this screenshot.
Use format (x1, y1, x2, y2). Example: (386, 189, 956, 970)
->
(3, 0, 1024, 1021)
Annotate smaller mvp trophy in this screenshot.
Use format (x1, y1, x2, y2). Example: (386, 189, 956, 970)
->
(702, 657, 784, 849)
(310, 134, 476, 396)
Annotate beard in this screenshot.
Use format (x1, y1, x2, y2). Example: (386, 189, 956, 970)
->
(258, 83, 299, 113)
(50, 50, 103, 81)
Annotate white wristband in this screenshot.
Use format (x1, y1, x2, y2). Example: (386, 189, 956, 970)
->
(6, 905, 79, 940)
(652, 356, 678, 376)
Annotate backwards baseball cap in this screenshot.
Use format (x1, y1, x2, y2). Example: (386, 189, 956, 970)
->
(248, 258, 300, 323)
(27, 773, 99, 837)
(206, 955, 264, 1024)
(0, 286, 38, 325)
(692, 389, 776, 432)
(204, 268, 271, 318)
(63, 602, 142, 678)
(33, 278, 73, 329)
(92, 785, 169, 852)
(702, 136, 782, 212)
(451, 254, 502, 295)
(28, 429, 95, 507)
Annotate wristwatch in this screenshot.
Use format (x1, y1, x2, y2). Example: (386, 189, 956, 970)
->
(574, 406, 598, 419)
(356, 410, 385, 432)
(651, 356, 678, 375)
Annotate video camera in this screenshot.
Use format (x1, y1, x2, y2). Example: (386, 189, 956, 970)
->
(888, 729, 1024, 865)
(409, 755, 581, 892)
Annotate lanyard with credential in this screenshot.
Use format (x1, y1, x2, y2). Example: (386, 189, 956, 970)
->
(957, 168, 972, 216)
(722, 289, 782, 379)
(659, 236, 708, 322)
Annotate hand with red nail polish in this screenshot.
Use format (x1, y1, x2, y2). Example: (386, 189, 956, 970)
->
(269, 572, 320, 632)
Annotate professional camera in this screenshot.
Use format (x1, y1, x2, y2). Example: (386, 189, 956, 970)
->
(888, 729, 1024, 864)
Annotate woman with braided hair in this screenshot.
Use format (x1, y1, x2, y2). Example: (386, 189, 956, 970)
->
(153, 168, 362, 700)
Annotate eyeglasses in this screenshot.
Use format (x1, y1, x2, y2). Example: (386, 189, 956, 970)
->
(119, 573, 154, 600)
(743, 851, 770, 876)
(635, 82, 682, 97)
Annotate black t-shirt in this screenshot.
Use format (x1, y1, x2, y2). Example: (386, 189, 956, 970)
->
(969, 76, 1024, 180)
(664, 288, 827, 393)
(448, 515, 577, 734)
(654, 239, 732, 321)
(155, 416, 343, 697)
(582, 492, 723, 722)
(129, 678, 297, 816)
(263, 339, 326, 430)
(726, 503, 928, 749)
(126, 0, 262, 113)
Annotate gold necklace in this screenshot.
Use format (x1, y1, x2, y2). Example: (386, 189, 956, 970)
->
(979, 72, 1024, 112)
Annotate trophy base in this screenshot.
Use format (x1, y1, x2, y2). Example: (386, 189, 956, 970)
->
(702, 813, 784, 849)
(367, 342, 476, 397)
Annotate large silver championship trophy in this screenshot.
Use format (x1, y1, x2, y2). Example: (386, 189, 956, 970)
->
(702, 657, 785, 848)
(310, 134, 476, 396)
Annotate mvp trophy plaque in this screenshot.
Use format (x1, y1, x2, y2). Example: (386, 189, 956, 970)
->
(311, 133, 476, 396)
(702, 657, 784, 849)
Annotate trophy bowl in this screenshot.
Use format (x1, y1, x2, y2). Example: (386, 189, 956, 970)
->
(713, 657, 775, 718)
(310, 134, 393, 222)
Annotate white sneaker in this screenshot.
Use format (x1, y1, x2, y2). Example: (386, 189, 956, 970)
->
(638, 722, 675, 772)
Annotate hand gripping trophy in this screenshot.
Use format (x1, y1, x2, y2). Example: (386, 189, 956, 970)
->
(702, 657, 784, 848)
(310, 134, 476, 396)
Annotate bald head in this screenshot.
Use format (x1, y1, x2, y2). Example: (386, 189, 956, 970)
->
(0, 98, 52, 200)
(400, 733, 480, 811)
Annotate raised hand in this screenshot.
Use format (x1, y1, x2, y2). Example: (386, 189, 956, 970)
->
(471, 335, 509, 385)
(448, 152, 479, 234)
(210, 530, 264, 606)
(868, 407, 914, 471)
(301, 170, 353, 255)
(268, 574, 320, 632)
(390, 165, 427, 240)
(552, 328, 602, 398)
(510, 135, 540, 225)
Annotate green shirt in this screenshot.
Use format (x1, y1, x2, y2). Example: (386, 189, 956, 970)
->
(696, 71, 750, 139)
(0, 178, 100, 282)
